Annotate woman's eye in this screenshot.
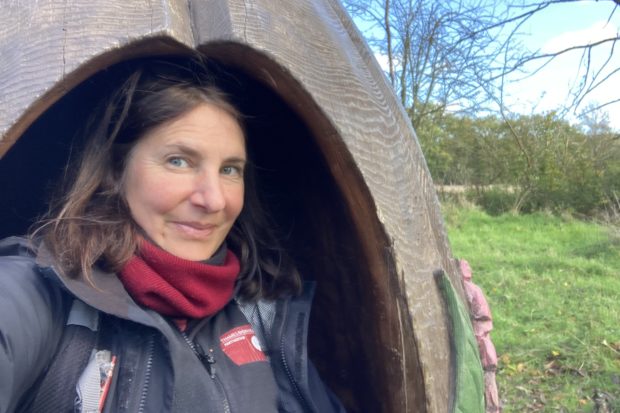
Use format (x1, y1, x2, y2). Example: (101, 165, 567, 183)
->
(167, 157, 189, 168)
(221, 165, 242, 176)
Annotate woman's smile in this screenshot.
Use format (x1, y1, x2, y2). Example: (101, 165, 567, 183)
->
(170, 220, 217, 238)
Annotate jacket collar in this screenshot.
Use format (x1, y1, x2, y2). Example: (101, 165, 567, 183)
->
(35, 240, 160, 328)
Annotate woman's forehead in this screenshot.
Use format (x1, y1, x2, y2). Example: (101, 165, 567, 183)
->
(132, 104, 246, 156)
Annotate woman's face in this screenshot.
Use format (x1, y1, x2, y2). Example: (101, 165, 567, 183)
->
(123, 103, 246, 261)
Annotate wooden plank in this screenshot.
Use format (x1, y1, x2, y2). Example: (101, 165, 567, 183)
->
(190, 2, 462, 412)
(0, 0, 194, 157)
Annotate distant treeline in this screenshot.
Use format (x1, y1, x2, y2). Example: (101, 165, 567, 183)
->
(416, 110, 620, 217)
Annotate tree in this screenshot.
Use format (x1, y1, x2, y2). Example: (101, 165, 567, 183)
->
(344, 0, 620, 216)
(418, 109, 620, 215)
(343, 0, 620, 128)
(343, 0, 517, 129)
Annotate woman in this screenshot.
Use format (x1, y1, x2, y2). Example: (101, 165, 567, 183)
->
(0, 58, 345, 412)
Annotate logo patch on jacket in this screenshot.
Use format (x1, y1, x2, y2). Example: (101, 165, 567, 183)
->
(220, 324, 267, 365)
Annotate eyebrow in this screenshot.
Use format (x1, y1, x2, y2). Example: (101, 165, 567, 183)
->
(224, 156, 247, 165)
(162, 143, 201, 158)
(163, 143, 247, 163)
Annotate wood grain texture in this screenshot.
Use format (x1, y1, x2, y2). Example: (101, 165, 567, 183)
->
(0, 0, 194, 157)
(191, 1, 462, 412)
(0, 1, 467, 412)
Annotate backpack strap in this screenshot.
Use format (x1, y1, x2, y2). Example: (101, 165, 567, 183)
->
(26, 299, 100, 413)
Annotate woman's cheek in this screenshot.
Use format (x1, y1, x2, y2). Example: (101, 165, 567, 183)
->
(136, 172, 189, 216)
(226, 184, 245, 220)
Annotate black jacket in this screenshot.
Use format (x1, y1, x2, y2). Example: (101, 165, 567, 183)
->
(0, 237, 345, 413)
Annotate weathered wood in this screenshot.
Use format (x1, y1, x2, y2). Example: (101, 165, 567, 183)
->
(0, 0, 194, 157)
(0, 1, 466, 412)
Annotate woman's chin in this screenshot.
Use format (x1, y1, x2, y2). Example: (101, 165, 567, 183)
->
(172, 246, 216, 261)
(152, 239, 217, 261)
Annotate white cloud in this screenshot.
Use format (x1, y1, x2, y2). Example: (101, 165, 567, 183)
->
(542, 20, 618, 54)
(373, 51, 391, 72)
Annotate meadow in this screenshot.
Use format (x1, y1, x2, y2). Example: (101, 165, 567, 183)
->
(444, 205, 620, 412)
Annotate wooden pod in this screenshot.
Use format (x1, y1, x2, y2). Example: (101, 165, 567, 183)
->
(0, 1, 466, 412)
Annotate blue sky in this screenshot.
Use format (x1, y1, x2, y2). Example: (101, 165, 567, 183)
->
(503, 1, 620, 129)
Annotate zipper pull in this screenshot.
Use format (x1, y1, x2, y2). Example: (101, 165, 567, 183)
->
(204, 352, 216, 379)
(195, 342, 216, 378)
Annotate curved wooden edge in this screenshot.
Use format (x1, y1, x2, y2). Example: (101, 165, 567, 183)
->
(199, 41, 428, 412)
(0, 0, 194, 157)
(0, 37, 194, 159)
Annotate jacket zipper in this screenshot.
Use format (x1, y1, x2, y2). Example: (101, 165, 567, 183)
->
(181, 332, 216, 377)
(280, 334, 313, 413)
(181, 331, 231, 413)
(277, 301, 314, 413)
(137, 333, 156, 413)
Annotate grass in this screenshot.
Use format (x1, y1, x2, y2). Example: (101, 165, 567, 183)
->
(443, 204, 620, 412)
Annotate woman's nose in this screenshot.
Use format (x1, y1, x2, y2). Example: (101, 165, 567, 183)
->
(189, 173, 226, 212)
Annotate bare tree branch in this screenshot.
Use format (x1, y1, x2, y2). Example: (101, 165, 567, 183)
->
(344, 0, 620, 126)
(510, 37, 620, 69)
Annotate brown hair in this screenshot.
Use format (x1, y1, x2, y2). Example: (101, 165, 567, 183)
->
(35, 57, 301, 300)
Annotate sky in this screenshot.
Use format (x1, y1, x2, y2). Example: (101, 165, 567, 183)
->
(354, 1, 620, 130)
(502, 1, 620, 130)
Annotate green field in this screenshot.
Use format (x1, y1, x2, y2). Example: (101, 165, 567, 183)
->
(444, 206, 620, 412)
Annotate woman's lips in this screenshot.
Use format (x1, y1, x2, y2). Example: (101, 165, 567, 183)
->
(171, 221, 216, 238)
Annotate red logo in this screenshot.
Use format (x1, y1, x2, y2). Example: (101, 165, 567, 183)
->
(220, 325, 267, 365)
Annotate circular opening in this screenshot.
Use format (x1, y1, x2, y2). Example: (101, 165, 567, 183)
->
(0, 46, 427, 411)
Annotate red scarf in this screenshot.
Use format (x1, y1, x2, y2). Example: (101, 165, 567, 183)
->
(118, 240, 240, 319)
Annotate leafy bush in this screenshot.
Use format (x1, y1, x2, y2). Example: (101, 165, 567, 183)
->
(466, 188, 517, 216)
(419, 110, 620, 217)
